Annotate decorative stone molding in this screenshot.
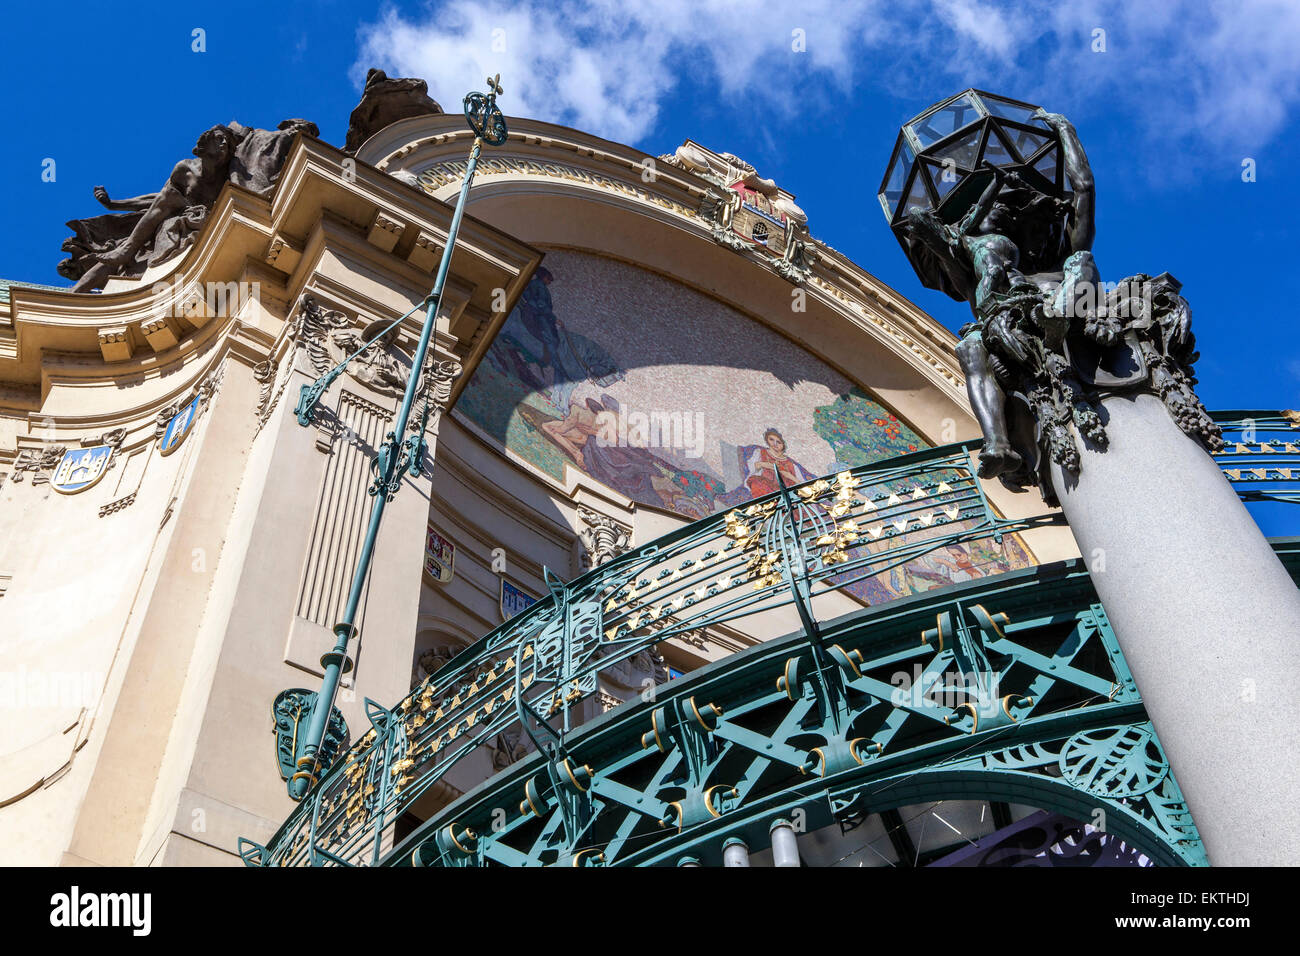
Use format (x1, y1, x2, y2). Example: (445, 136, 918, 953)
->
(414, 643, 458, 682)
(488, 730, 529, 770)
(296, 295, 350, 378)
(298, 295, 417, 403)
(664, 145, 815, 283)
(265, 234, 303, 274)
(198, 362, 224, 403)
(596, 643, 666, 693)
(97, 326, 133, 363)
(253, 359, 279, 427)
(407, 231, 441, 272)
(99, 492, 137, 517)
(140, 316, 179, 353)
(9, 445, 65, 485)
(96, 427, 128, 473)
(673, 629, 710, 652)
(366, 211, 405, 253)
(371, 118, 966, 399)
(295, 389, 392, 630)
(412, 359, 461, 439)
(154, 401, 180, 439)
(577, 505, 631, 568)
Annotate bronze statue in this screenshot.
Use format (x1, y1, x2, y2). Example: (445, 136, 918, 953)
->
(344, 69, 443, 155)
(59, 68, 440, 293)
(61, 120, 319, 293)
(891, 100, 1220, 501)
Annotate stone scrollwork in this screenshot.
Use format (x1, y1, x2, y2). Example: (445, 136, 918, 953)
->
(252, 358, 281, 431)
(152, 362, 223, 443)
(296, 294, 352, 379)
(412, 643, 459, 688)
(577, 505, 632, 568)
(154, 402, 179, 439)
(96, 427, 128, 473)
(682, 144, 814, 283)
(411, 359, 462, 437)
(10, 445, 66, 485)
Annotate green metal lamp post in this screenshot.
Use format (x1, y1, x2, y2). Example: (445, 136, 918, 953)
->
(283, 77, 509, 802)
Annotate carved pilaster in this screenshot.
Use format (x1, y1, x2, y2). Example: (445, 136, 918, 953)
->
(295, 390, 392, 629)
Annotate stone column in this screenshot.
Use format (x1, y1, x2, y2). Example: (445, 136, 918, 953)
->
(1049, 392, 1300, 866)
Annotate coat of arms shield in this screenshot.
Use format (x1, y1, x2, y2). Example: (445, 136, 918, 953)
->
(51, 445, 112, 495)
(424, 524, 455, 584)
(500, 578, 538, 622)
(159, 395, 201, 457)
(729, 179, 790, 255)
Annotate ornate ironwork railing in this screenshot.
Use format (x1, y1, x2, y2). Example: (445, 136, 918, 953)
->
(241, 409, 1297, 867)
(393, 558, 1254, 867)
(1212, 410, 1300, 504)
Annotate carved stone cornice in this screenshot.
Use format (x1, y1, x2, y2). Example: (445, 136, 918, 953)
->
(2, 135, 541, 432)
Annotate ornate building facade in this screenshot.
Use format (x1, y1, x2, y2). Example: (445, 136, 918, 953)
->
(1, 77, 1294, 867)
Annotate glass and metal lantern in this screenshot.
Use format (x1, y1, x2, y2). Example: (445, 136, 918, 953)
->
(878, 89, 1067, 296)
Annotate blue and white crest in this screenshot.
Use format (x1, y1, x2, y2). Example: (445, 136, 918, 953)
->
(500, 578, 538, 622)
(159, 395, 200, 457)
(51, 445, 112, 495)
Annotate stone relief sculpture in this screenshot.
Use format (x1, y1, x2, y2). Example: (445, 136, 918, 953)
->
(325, 319, 411, 397)
(61, 119, 320, 293)
(10, 445, 66, 485)
(58, 67, 449, 292)
(296, 295, 410, 395)
(890, 105, 1221, 502)
(577, 505, 632, 568)
(297, 294, 459, 421)
(666, 142, 815, 282)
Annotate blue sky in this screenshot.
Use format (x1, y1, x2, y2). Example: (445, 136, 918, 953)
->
(2, 0, 1297, 421)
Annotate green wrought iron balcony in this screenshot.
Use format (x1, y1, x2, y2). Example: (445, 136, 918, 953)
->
(241, 410, 1297, 867)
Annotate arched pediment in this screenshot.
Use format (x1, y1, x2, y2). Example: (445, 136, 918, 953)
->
(355, 114, 975, 447)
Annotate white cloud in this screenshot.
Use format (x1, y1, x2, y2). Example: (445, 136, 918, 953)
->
(355, 0, 1300, 159)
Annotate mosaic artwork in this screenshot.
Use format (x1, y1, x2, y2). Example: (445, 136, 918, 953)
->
(458, 250, 1031, 602)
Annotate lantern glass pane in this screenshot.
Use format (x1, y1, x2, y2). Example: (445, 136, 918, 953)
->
(1032, 145, 1059, 186)
(909, 94, 980, 148)
(882, 143, 912, 215)
(981, 96, 1045, 129)
(901, 167, 932, 216)
(1003, 126, 1052, 163)
(982, 126, 1015, 168)
(925, 160, 962, 201)
(931, 126, 983, 171)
